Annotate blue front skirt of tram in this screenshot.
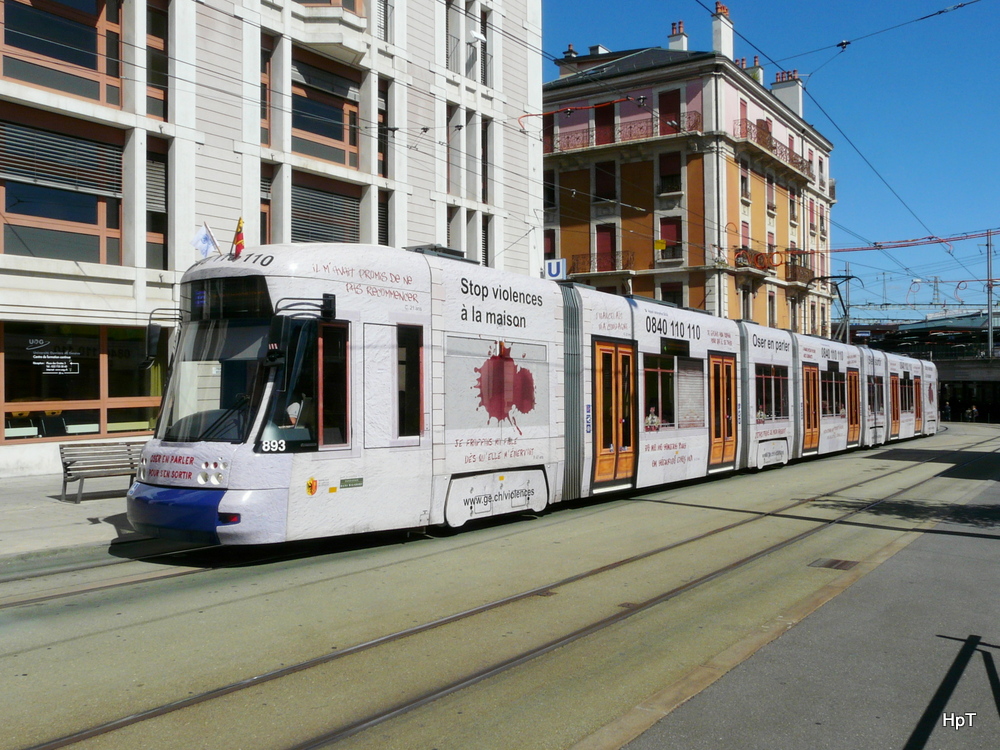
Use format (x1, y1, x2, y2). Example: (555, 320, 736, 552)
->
(127, 483, 226, 543)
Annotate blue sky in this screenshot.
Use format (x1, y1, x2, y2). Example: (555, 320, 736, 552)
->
(541, 0, 1000, 320)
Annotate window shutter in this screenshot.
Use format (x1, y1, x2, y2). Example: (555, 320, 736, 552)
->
(146, 158, 166, 213)
(0, 121, 122, 197)
(676, 357, 705, 428)
(291, 184, 360, 243)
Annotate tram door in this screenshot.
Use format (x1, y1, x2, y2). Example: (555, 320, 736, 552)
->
(708, 354, 737, 467)
(914, 376, 923, 433)
(847, 369, 861, 445)
(593, 341, 636, 485)
(890, 374, 901, 438)
(802, 364, 820, 452)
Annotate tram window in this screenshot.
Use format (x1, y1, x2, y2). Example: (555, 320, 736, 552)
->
(321, 325, 349, 445)
(644, 355, 675, 430)
(867, 375, 884, 414)
(901, 372, 914, 412)
(821, 368, 846, 416)
(755, 364, 789, 421)
(621, 354, 632, 449)
(601, 351, 614, 448)
(398, 326, 422, 437)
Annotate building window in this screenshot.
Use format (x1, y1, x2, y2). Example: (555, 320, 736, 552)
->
(146, 0, 168, 119)
(766, 175, 775, 211)
(1, 322, 166, 441)
(543, 171, 556, 212)
(376, 0, 393, 42)
(658, 152, 681, 193)
(596, 224, 616, 271)
(378, 190, 390, 246)
(261, 34, 274, 146)
(660, 282, 682, 306)
(377, 79, 390, 178)
(290, 173, 361, 242)
(292, 0, 358, 9)
(543, 228, 556, 261)
(291, 49, 361, 168)
(1, 0, 122, 106)
(594, 101, 615, 145)
(260, 164, 273, 244)
(767, 291, 776, 327)
(658, 218, 682, 261)
(740, 159, 751, 200)
(445, 0, 459, 73)
(447, 103, 460, 195)
(478, 9, 491, 86)
(594, 161, 616, 202)
(0, 119, 124, 265)
(146, 142, 168, 270)
(480, 117, 491, 203)
(658, 89, 680, 135)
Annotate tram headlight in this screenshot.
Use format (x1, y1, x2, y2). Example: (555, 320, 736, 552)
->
(197, 471, 209, 485)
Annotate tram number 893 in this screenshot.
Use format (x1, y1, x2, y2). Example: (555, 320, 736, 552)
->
(259, 440, 287, 453)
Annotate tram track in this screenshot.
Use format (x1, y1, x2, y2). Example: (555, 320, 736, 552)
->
(1, 429, 986, 614)
(19, 433, 998, 750)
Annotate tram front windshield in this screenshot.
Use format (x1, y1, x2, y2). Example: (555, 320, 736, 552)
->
(156, 276, 272, 443)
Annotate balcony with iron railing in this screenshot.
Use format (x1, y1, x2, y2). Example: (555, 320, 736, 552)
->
(732, 246, 774, 273)
(569, 250, 635, 275)
(786, 262, 815, 285)
(732, 119, 814, 180)
(545, 111, 702, 154)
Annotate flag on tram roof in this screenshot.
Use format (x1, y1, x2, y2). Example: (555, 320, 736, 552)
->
(232, 217, 245, 259)
(191, 222, 220, 258)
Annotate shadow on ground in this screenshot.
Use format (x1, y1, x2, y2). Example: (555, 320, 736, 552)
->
(812, 496, 1000, 531)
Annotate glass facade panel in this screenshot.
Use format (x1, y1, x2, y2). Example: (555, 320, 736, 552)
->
(4, 225, 101, 263)
(4, 323, 100, 401)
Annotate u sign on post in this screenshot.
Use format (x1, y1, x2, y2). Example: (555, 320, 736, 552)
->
(544, 258, 567, 281)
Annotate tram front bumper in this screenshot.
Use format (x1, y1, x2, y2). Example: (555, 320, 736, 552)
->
(127, 483, 289, 544)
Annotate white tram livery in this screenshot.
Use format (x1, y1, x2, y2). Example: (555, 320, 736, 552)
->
(127, 244, 937, 544)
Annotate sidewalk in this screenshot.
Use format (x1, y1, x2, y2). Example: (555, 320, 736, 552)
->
(0, 473, 138, 560)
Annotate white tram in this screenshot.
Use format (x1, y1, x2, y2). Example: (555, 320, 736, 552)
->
(127, 244, 937, 544)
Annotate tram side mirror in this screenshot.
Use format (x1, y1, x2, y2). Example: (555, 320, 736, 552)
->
(140, 324, 162, 370)
(264, 316, 289, 369)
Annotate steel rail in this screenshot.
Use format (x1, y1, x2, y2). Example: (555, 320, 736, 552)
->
(21, 434, 997, 750)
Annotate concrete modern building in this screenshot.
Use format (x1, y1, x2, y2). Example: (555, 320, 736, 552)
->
(0, 0, 542, 473)
(542, 3, 835, 333)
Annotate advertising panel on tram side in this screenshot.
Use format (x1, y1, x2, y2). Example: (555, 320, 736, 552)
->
(796, 336, 861, 455)
(885, 352, 922, 441)
(574, 288, 637, 494)
(739, 321, 794, 469)
(632, 298, 741, 486)
(920, 360, 939, 435)
(860, 347, 889, 447)
(434, 258, 562, 526)
(273, 246, 438, 540)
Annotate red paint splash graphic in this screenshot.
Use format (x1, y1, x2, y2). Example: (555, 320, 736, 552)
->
(474, 342, 535, 434)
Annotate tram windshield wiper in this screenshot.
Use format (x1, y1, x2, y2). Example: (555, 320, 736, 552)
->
(200, 394, 250, 440)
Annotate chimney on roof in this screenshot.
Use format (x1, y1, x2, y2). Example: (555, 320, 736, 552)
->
(772, 69, 804, 117)
(589, 44, 611, 56)
(563, 43, 577, 58)
(668, 20, 688, 51)
(747, 54, 764, 84)
(712, 3, 734, 59)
